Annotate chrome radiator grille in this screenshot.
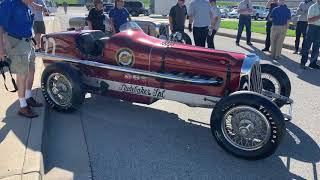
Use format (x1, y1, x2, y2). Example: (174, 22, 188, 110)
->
(248, 62, 263, 94)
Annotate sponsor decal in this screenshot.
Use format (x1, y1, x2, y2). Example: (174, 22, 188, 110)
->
(119, 84, 165, 99)
(124, 73, 147, 81)
(116, 48, 135, 67)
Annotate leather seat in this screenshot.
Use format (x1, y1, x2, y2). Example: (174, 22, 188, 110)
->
(76, 31, 107, 56)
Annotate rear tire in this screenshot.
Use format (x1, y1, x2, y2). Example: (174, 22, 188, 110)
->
(261, 64, 291, 107)
(41, 63, 85, 112)
(210, 91, 285, 160)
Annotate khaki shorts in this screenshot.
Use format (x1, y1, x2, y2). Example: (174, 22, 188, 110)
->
(5, 34, 35, 75)
(33, 21, 46, 34)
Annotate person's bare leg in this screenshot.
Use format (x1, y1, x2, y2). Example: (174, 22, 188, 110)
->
(17, 74, 27, 107)
(17, 73, 38, 117)
(34, 33, 41, 49)
(25, 69, 43, 107)
(26, 69, 34, 91)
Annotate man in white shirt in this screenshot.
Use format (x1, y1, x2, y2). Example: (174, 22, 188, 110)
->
(188, 0, 213, 47)
(236, 0, 253, 46)
(300, 0, 320, 69)
(207, 0, 221, 49)
(294, 0, 314, 54)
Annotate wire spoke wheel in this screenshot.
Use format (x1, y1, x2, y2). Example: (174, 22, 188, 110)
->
(47, 73, 73, 107)
(262, 73, 281, 94)
(221, 106, 271, 151)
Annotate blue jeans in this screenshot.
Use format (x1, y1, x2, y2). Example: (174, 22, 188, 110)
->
(236, 15, 251, 43)
(301, 24, 320, 65)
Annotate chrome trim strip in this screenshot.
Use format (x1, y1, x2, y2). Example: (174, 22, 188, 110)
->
(83, 75, 220, 108)
(37, 53, 222, 86)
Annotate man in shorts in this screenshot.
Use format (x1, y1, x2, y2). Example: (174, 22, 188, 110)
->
(30, 0, 49, 51)
(0, 0, 43, 118)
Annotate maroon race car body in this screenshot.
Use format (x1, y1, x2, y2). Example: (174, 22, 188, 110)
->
(38, 22, 293, 160)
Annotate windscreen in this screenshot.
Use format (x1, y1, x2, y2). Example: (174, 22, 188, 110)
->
(119, 21, 143, 32)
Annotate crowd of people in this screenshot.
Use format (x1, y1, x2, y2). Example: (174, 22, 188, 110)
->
(87, 0, 131, 34)
(169, 0, 319, 69)
(70, 0, 320, 71)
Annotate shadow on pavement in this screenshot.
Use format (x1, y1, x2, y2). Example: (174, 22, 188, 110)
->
(45, 95, 320, 180)
(1, 88, 42, 146)
(241, 45, 320, 87)
(0, 88, 43, 177)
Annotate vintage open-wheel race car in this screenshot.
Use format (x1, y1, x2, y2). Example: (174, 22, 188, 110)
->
(37, 22, 293, 160)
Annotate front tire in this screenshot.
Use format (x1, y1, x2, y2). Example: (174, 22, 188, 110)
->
(41, 63, 85, 112)
(261, 64, 291, 107)
(210, 91, 285, 160)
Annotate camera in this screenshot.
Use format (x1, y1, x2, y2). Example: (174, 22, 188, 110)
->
(0, 57, 17, 92)
(0, 57, 11, 69)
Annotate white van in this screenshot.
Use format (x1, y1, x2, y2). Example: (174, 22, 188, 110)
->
(152, 0, 192, 16)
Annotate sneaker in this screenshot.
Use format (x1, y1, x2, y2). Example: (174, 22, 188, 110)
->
(247, 42, 253, 46)
(261, 48, 269, 52)
(309, 63, 320, 69)
(236, 42, 240, 46)
(26, 97, 43, 107)
(18, 106, 39, 118)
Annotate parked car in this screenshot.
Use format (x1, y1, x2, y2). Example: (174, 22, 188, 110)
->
(124, 1, 150, 17)
(153, 0, 191, 16)
(228, 9, 239, 18)
(220, 8, 229, 18)
(44, 0, 57, 13)
(38, 21, 293, 160)
(85, 0, 109, 11)
(104, 3, 114, 14)
(252, 6, 268, 20)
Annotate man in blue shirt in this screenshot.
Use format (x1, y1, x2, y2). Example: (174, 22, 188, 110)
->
(270, 0, 291, 60)
(0, 0, 44, 118)
(109, 0, 131, 33)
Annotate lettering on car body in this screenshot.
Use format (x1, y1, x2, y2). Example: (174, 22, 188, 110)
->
(119, 84, 165, 99)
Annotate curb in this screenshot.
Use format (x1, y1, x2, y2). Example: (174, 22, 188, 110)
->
(183, 25, 295, 51)
(21, 89, 47, 180)
(216, 31, 296, 51)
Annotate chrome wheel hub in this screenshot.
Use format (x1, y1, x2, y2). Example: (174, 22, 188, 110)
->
(262, 73, 281, 94)
(222, 106, 271, 151)
(47, 73, 72, 107)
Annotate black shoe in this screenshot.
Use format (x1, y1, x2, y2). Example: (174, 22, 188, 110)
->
(293, 51, 298, 54)
(300, 64, 307, 69)
(261, 48, 269, 52)
(247, 42, 253, 46)
(309, 63, 320, 69)
(236, 42, 240, 46)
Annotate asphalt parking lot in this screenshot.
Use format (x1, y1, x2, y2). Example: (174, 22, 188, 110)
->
(45, 7, 320, 180)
